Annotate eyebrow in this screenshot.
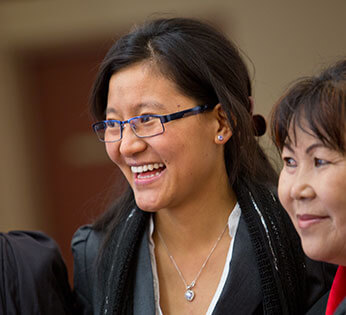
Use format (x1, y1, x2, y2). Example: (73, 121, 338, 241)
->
(106, 101, 167, 115)
(305, 143, 327, 154)
(282, 142, 294, 153)
(282, 142, 327, 154)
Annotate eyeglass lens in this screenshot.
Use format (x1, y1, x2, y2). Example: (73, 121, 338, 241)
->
(95, 116, 164, 142)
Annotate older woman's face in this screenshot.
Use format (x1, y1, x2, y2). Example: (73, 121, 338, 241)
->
(278, 123, 346, 265)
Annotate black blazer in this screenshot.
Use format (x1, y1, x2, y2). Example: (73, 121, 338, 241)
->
(72, 214, 335, 315)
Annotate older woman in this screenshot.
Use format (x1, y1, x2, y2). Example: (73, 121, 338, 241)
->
(271, 59, 346, 314)
(72, 17, 334, 314)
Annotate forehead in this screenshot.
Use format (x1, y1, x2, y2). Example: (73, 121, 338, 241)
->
(284, 116, 311, 141)
(285, 124, 318, 146)
(106, 63, 196, 115)
(285, 114, 346, 153)
(109, 62, 160, 88)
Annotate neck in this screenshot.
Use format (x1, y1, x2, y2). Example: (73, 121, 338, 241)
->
(154, 184, 236, 251)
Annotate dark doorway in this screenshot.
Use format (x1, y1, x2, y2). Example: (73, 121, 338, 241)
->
(24, 40, 126, 283)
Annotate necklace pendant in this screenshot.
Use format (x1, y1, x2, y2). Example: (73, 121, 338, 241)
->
(185, 289, 195, 302)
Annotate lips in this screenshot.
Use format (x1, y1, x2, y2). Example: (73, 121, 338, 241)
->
(297, 214, 329, 229)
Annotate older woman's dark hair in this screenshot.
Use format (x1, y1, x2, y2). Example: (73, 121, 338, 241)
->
(92, 17, 276, 229)
(271, 59, 346, 152)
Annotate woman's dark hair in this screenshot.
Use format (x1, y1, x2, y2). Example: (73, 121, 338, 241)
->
(88, 19, 306, 314)
(92, 17, 276, 231)
(271, 59, 346, 153)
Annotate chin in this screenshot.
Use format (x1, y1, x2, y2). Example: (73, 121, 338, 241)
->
(303, 249, 325, 263)
(302, 241, 335, 264)
(134, 197, 162, 213)
(137, 206, 160, 213)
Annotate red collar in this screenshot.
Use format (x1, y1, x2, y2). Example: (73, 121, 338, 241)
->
(326, 265, 346, 315)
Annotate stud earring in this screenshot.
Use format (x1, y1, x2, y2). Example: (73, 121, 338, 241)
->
(217, 135, 224, 141)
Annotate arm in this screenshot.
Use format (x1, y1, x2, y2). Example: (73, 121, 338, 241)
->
(0, 231, 75, 315)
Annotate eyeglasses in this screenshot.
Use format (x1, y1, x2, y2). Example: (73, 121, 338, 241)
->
(93, 104, 215, 143)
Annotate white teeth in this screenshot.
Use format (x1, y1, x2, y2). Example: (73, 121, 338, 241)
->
(138, 173, 154, 179)
(137, 171, 161, 179)
(131, 163, 164, 174)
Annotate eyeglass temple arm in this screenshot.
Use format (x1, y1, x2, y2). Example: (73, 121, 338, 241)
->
(160, 104, 214, 123)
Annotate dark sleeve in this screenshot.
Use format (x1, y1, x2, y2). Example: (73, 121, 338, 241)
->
(0, 231, 75, 315)
(334, 298, 346, 315)
(71, 225, 100, 315)
(304, 258, 337, 314)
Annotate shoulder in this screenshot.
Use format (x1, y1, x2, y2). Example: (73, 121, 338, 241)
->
(71, 224, 103, 270)
(0, 231, 75, 314)
(1, 230, 66, 275)
(71, 225, 103, 314)
(71, 224, 103, 282)
(72, 224, 100, 248)
(1, 230, 59, 251)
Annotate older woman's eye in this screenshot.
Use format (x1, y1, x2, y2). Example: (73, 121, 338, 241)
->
(314, 158, 329, 167)
(283, 157, 297, 167)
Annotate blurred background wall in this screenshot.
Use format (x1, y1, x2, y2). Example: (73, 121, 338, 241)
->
(0, 0, 345, 281)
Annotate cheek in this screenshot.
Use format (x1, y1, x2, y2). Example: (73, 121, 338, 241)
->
(316, 170, 346, 208)
(278, 173, 293, 215)
(105, 143, 119, 164)
(320, 186, 346, 221)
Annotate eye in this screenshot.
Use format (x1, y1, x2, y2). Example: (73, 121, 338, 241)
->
(314, 158, 329, 167)
(139, 115, 153, 123)
(283, 157, 297, 168)
(107, 120, 121, 128)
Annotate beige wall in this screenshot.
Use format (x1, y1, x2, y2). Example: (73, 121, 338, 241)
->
(0, 0, 345, 231)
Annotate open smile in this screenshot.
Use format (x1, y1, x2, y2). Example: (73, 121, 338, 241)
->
(131, 163, 166, 180)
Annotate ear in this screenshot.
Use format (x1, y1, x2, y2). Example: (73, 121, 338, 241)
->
(212, 104, 233, 144)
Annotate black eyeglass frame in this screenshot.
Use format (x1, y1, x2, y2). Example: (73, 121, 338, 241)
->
(92, 103, 216, 143)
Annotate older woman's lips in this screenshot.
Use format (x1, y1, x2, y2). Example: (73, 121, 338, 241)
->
(297, 214, 328, 229)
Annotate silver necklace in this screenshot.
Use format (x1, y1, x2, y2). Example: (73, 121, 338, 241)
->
(157, 223, 228, 302)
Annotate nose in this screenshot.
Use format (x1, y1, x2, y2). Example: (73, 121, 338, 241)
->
(290, 169, 315, 201)
(118, 123, 147, 157)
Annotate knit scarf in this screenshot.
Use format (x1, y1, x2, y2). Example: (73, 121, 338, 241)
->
(99, 178, 306, 314)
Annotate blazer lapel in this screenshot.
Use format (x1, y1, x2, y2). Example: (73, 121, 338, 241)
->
(133, 226, 156, 315)
(213, 214, 263, 314)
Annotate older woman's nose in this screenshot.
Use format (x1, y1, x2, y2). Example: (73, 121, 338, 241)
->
(290, 171, 316, 200)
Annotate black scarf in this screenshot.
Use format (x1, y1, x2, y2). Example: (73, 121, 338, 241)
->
(99, 178, 306, 314)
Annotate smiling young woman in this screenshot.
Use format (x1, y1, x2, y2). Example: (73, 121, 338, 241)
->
(271, 59, 346, 315)
(72, 18, 335, 315)
(103, 63, 231, 214)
